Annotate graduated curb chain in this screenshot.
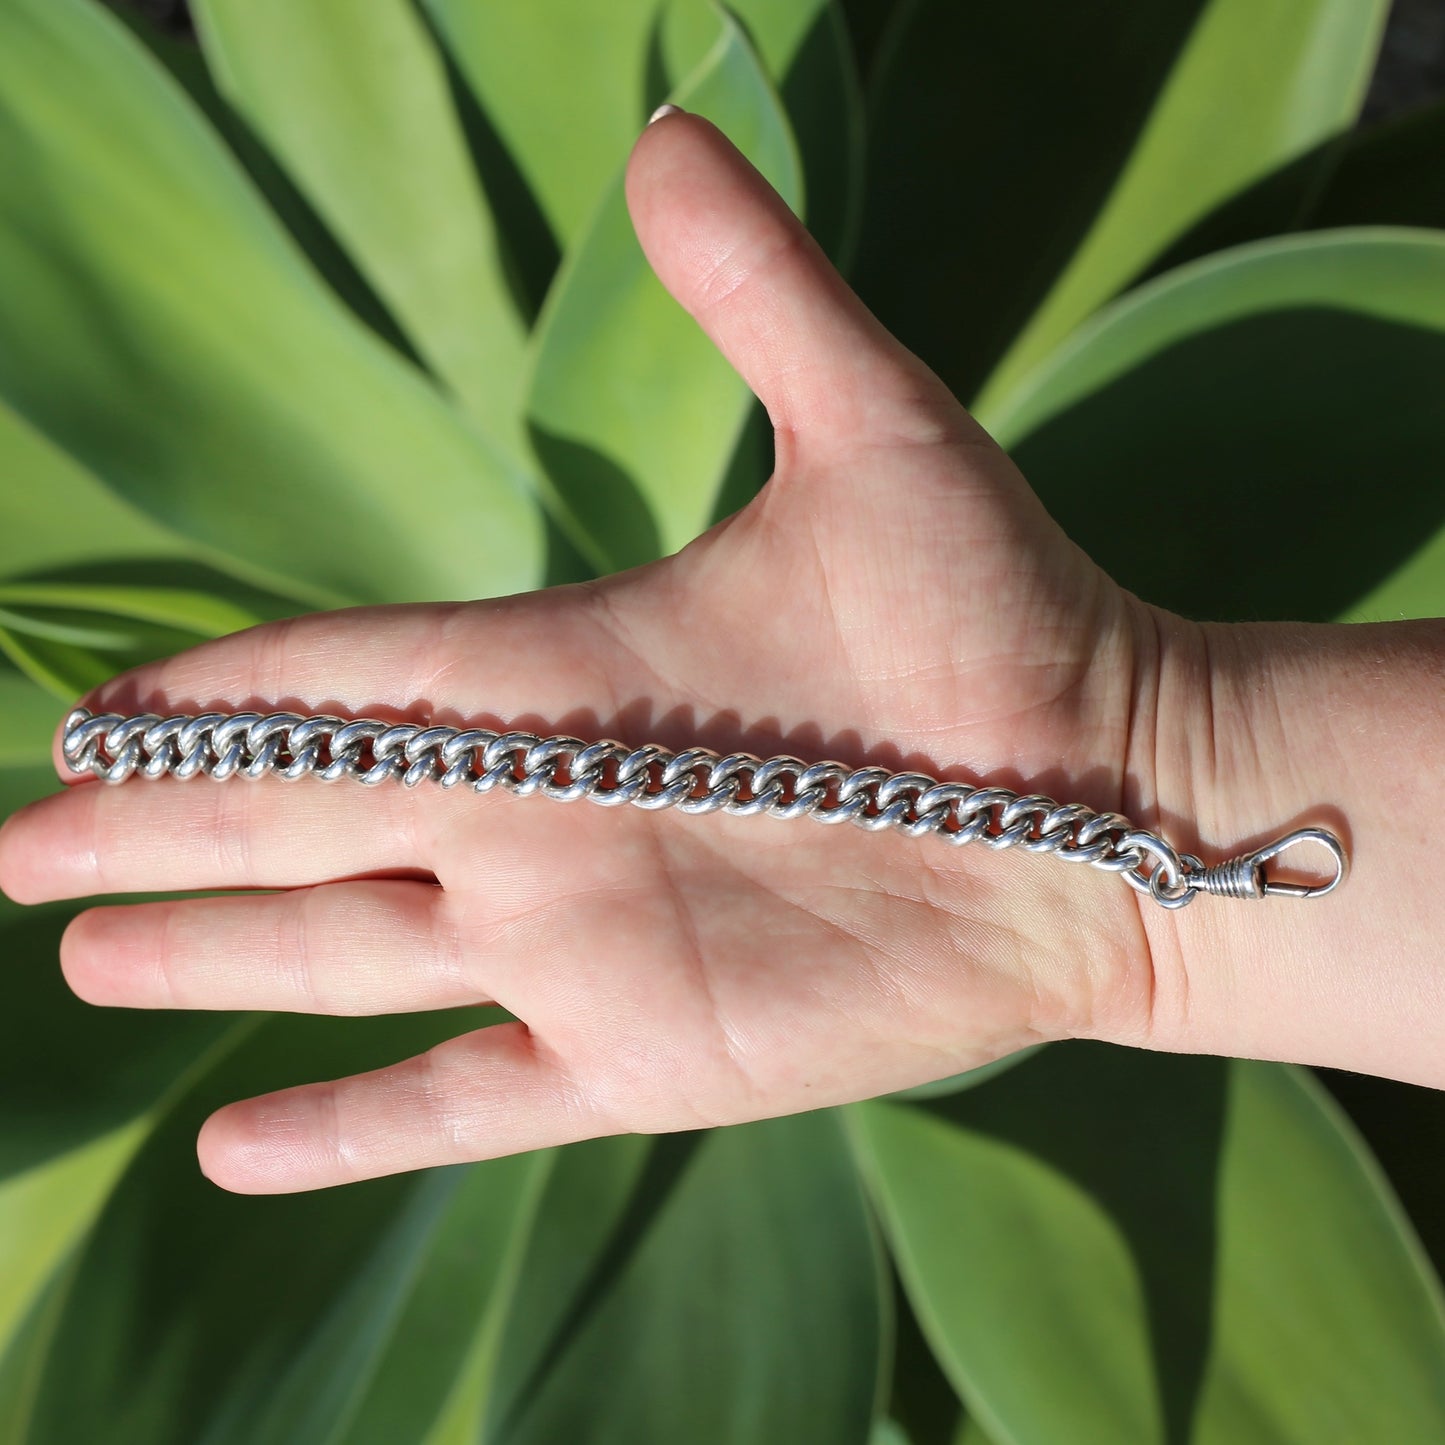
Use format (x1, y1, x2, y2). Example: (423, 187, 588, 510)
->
(60, 708, 1348, 910)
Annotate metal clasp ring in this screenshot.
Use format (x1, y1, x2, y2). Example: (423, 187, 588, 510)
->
(1246, 827, 1348, 899)
(1116, 830, 1197, 910)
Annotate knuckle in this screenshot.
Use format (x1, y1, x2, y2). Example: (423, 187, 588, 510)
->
(282, 888, 335, 1014)
(151, 903, 193, 1008)
(415, 1039, 491, 1154)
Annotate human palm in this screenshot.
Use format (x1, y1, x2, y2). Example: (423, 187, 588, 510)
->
(0, 111, 1164, 1192)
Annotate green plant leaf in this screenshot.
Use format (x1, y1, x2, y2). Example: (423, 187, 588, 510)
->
(0, 630, 120, 700)
(855, 0, 1387, 409)
(0, 0, 542, 608)
(951, 1420, 1000, 1445)
(849, 1044, 1445, 1445)
(870, 1421, 914, 1445)
(103, 1, 419, 360)
(666, 0, 863, 267)
(757, 1, 865, 273)
(0, 672, 61, 906)
(0, 584, 258, 639)
(421, 0, 661, 255)
(524, 4, 801, 571)
(0, 1232, 81, 1444)
(981, 228, 1445, 623)
(0, 569, 295, 698)
(0, 906, 239, 1185)
(331, 1151, 551, 1445)
(1131, 96, 1445, 281)
(0, 401, 206, 587)
(194, 0, 528, 455)
(492, 1115, 887, 1444)
(0, 1123, 146, 1362)
(886, 1264, 967, 1445)
(0, 904, 251, 1437)
(14, 1007, 537, 1445)
(425, 0, 859, 300)
(977, 0, 1387, 413)
(466, 1134, 655, 1443)
(0, 672, 61, 774)
(0, 609, 245, 701)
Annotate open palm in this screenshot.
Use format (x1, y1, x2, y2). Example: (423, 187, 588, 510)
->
(0, 111, 1167, 1193)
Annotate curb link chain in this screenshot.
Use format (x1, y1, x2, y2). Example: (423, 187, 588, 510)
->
(59, 708, 1347, 910)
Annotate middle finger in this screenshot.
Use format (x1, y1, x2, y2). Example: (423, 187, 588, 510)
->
(59, 879, 490, 1015)
(0, 774, 430, 903)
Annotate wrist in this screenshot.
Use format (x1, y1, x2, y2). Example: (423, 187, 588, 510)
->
(1108, 606, 1445, 1087)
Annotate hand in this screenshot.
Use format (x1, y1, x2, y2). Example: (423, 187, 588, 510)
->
(0, 111, 1208, 1193)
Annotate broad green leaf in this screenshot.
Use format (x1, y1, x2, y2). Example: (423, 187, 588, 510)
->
(0, 672, 61, 774)
(977, 0, 1387, 413)
(104, 0, 418, 359)
(1318, 1070, 1445, 1290)
(17, 1006, 518, 1445)
(0, 404, 188, 582)
(525, 5, 801, 570)
(0, 611, 238, 701)
(1140, 94, 1445, 278)
(871, 1421, 914, 1445)
(855, 0, 1385, 410)
(1191, 1065, 1445, 1440)
(659, 0, 862, 266)
(474, 1134, 655, 1443)
(0, 0, 542, 608)
(195, 0, 528, 455)
(0, 906, 253, 1431)
(0, 584, 258, 639)
(333, 1152, 550, 1445)
(952, 1420, 1000, 1445)
(849, 1045, 1445, 1444)
(424, 0, 860, 303)
(982, 229, 1445, 623)
(0, 610, 156, 653)
(421, 0, 661, 253)
(744, 0, 864, 271)
(0, 1248, 73, 1445)
(887, 1268, 967, 1445)
(0, 1124, 145, 1359)
(1347, 524, 1445, 622)
(857, 0, 1222, 404)
(205, 1171, 469, 1445)
(0, 907, 240, 1184)
(494, 1115, 887, 1445)
(0, 672, 59, 888)
(0, 629, 117, 700)
(854, 1098, 1159, 1442)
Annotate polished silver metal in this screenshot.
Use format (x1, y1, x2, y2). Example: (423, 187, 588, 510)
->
(59, 708, 1348, 910)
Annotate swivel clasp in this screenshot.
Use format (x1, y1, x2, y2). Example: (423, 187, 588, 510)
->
(1190, 827, 1347, 901)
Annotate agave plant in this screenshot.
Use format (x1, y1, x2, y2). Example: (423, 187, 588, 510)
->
(2, 0, 1444, 1440)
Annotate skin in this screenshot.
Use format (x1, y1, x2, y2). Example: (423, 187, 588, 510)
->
(1, 113, 1441, 1195)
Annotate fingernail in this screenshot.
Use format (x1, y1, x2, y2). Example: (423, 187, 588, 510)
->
(647, 103, 685, 126)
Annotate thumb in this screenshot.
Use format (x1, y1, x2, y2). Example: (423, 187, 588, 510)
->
(625, 107, 977, 452)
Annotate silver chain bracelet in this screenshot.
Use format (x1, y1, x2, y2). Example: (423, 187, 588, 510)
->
(60, 707, 1346, 910)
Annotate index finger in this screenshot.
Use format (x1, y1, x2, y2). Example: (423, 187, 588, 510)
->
(47, 591, 593, 783)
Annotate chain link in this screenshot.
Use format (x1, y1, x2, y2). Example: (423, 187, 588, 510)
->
(58, 708, 1346, 909)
